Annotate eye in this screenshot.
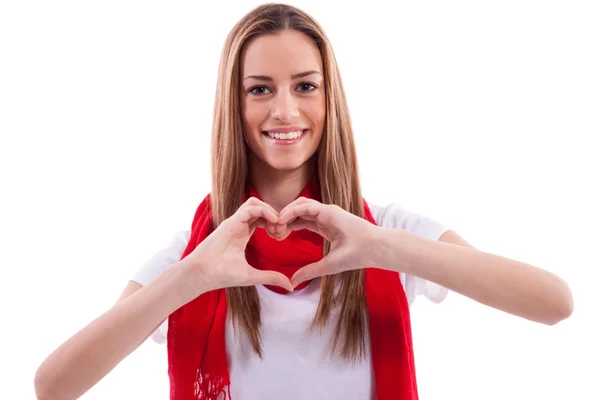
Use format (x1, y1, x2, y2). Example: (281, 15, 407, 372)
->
(296, 82, 317, 93)
(248, 86, 272, 95)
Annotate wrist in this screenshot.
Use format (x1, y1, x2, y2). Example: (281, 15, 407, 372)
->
(369, 225, 389, 269)
(370, 226, 410, 273)
(171, 260, 212, 304)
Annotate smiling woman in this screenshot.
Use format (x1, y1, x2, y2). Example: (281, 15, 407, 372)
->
(33, 3, 573, 400)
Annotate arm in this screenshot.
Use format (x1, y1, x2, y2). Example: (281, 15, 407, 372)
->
(373, 228, 574, 325)
(34, 262, 202, 400)
(277, 198, 574, 326)
(116, 280, 143, 303)
(115, 281, 167, 345)
(34, 199, 291, 400)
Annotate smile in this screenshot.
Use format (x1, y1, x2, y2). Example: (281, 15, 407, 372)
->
(261, 129, 309, 145)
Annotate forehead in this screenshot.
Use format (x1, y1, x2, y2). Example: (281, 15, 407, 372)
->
(241, 30, 323, 77)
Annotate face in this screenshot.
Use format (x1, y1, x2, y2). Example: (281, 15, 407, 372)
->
(240, 29, 326, 173)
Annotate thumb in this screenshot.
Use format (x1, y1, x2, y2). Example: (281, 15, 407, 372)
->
(291, 259, 331, 289)
(248, 268, 294, 292)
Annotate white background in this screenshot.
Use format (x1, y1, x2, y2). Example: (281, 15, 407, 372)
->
(1, 1, 598, 399)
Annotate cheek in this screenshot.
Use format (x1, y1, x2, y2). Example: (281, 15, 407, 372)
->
(307, 95, 326, 128)
(242, 102, 268, 131)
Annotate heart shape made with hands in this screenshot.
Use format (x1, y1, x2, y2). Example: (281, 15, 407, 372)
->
(245, 197, 377, 289)
(240, 199, 337, 289)
(250, 209, 326, 289)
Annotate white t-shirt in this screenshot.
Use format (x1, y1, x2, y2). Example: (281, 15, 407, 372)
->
(131, 202, 450, 400)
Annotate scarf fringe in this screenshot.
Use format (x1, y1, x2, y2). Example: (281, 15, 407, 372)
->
(195, 369, 231, 400)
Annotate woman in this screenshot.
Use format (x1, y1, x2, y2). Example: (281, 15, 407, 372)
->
(34, 3, 573, 400)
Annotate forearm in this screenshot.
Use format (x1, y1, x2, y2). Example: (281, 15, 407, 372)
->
(34, 261, 202, 400)
(373, 227, 573, 325)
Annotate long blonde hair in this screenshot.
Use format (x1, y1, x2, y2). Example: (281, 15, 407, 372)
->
(210, 3, 367, 361)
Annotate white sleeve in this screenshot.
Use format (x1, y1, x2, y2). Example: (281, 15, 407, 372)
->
(368, 202, 450, 306)
(130, 230, 191, 344)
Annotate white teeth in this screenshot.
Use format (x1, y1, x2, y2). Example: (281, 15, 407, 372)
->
(267, 130, 304, 140)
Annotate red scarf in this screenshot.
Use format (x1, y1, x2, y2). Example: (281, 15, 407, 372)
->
(167, 176, 418, 399)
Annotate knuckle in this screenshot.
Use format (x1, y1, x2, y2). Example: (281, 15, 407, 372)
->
(241, 197, 257, 208)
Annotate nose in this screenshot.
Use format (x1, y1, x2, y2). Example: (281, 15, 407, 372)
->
(270, 90, 299, 122)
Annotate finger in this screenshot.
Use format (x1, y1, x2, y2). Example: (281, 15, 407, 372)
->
(265, 221, 279, 239)
(285, 213, 317, 222)
(287, 218, 319, 234)
(270, 222, 288, 241)
(279, 196, 312, 216)
(248, 218, 280, 239)
(291, 259, 332, 288)
(249, 218, 267, 231)
(272, 218, 318, 241)
(248, 268, 294, 292)
(278, 202, 324, 225)
(264, 221, 280, 239)
(239, 197, 259, 209)
(241, 197, 278, 216)
(239, 205, 279, 225)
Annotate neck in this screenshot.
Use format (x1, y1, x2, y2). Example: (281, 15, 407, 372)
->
(248, 156, 316, 212)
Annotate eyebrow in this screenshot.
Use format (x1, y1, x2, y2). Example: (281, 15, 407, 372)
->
(243, 70, 321, 81)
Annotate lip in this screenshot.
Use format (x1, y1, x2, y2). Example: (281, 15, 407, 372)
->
(262, 126, 307, 134)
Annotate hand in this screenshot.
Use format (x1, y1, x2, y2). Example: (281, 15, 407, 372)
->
(181, 198, 294, 293)
(276, 197, 381, 288)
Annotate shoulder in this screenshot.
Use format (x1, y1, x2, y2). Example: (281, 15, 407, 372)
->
(367, 201, 449, 242)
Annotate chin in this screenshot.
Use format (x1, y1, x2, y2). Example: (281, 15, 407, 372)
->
(257, 151, 315, 171)
(265, 159, 308, 171)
